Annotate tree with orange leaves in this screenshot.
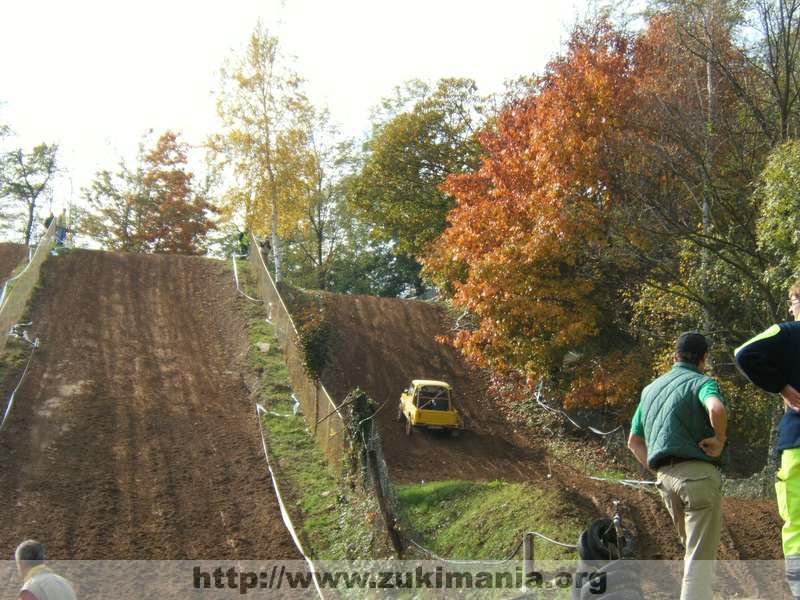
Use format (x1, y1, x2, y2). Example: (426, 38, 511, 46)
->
(83, 131, 214, 255)
(424, 20, 649, 408)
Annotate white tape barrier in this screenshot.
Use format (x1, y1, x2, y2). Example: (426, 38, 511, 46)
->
(409, 529, 576, 565)
(589, 475, 656, 489)
(0, 337, 38, 432)
(291, 394, 301, 416)
(527, 531, 578, 550)
(0, 253, 33, 311)
(249, 233, 343, 422)
(255, 403, 324, 600)
(231, 253, 263, 303)
(407, 537, 525, 566)
(534, 381, 624, 437)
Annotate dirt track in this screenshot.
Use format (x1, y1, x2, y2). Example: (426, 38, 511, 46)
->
(0, 250, 299, 559)
(0, 242, 26, 282)
(319, 292, 783, 565)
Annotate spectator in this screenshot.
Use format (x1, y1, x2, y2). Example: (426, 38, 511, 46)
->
(15, 540, 76, 600)
(628, 331, 728, 600)
(237, 231, 249, 256)
(54, 212, 69, 246)
(735, 280, 800, 600)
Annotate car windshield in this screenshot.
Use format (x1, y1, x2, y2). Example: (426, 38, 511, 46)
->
(417, 386, 450, 411)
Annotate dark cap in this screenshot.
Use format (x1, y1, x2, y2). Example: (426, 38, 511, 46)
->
(676, 331, 708, 357)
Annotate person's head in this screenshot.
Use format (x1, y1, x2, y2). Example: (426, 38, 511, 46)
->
(788, 280, 800, 321)
(14, 540, 44, 579)
(675, 331, 709, 367)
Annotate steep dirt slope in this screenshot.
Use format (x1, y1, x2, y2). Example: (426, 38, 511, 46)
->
(318, 292, 783, 566)
(0, 250, 299, 559)
(322, 293, 544, 482)
(0, 242, 27, 282)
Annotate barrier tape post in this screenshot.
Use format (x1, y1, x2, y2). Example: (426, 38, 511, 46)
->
(255, 403, 324, 600)
(0, 331, 39, 432)
(231, 253, 263, 303)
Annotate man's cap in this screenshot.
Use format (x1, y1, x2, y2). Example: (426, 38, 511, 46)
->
(676, 331, 708, 356)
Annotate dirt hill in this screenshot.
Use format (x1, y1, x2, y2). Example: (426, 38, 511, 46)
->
(0, 242, 27, 282)
(0, 249, 299, 559)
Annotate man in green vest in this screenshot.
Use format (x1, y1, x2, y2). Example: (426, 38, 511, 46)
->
(628, 331, 728, 600)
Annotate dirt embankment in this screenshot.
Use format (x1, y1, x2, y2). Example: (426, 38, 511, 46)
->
(0, 250, 300, 559)
(316, 292, 783, 564)
(0, 242, 27, 282)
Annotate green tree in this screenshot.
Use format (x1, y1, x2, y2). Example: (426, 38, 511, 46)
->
(756, 139, 800, 298)
(209, 22, 312, 282)
(281, 109, 354, 290)
(1, 143, 58, 244)
(346, 78, 486, 294)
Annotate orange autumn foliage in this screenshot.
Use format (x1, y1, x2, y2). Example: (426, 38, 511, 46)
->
(424, 21, 647, 408)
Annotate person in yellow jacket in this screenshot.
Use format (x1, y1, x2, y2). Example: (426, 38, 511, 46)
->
(735, 280, 800, 600)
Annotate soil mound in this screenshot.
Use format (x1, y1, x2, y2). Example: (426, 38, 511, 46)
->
(0, 242, 27, 282)
(0, 249, 300, 559)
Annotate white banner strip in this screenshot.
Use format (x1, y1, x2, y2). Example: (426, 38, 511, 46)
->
(255, 403, 324, 600)
(0, 339, 37, 431)
(231, 254, 263, 303)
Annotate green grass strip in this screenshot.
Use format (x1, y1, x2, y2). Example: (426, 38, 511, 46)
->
(239, 259, 379, 560)
(396, 480, 584, 561)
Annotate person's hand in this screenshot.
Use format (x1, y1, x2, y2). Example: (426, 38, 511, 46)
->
(699, 436, 725, 458)
(781, 384, 800, 412)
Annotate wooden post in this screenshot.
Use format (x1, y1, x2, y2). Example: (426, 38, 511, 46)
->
(313, 383, 319, 435)
(523, 532, 534, 580)
(368, 450, 403, 555)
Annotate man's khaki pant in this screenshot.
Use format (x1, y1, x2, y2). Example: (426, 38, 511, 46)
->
(656, 460, 723, 600)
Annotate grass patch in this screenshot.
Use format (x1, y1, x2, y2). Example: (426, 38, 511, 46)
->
(396, 480, 583, 561)
(0, 337, 29, 393)
(548, 438, 632, 481)
(238, 259, 381, 560)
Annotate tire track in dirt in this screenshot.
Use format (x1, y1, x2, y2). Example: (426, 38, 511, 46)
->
(0, 250, 300, 559)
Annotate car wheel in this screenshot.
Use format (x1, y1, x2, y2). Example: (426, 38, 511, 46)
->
(583, 519, 636, 561)
(405, 416, 412, 436)
(396, 403, 403, 422)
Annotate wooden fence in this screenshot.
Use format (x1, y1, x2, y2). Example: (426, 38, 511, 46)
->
(248, 236, 346, 466)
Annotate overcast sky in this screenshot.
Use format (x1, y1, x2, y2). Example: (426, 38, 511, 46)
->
(1, 0, 590, 222)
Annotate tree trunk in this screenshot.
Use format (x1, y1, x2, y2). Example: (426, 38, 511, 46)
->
(271, 199, 281, 283)
(702, 3, 716, 349)
(24, 201, 36, 246)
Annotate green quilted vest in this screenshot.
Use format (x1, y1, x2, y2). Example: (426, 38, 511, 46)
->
(640, 363, 726, 469)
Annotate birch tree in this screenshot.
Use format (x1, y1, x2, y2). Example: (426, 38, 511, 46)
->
(209, 22, 312, 282)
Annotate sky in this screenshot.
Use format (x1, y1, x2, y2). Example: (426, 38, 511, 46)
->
(1, 0, 591, 225)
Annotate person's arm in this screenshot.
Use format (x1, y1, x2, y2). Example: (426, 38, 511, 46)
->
(628, 432, 649, 470)
(699, 395, 727, 457)
(627, 403, 649, 470)
(735, 325, 786, 393)
(735, 325, 800, 411)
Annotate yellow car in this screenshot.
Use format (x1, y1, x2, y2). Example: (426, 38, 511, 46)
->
(397, 379, 462, 436)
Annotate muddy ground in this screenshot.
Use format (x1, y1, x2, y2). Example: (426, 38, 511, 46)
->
(0, 250, 299, 559)
(317, 292, 783, 573)
(0, 243, 26, 282)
